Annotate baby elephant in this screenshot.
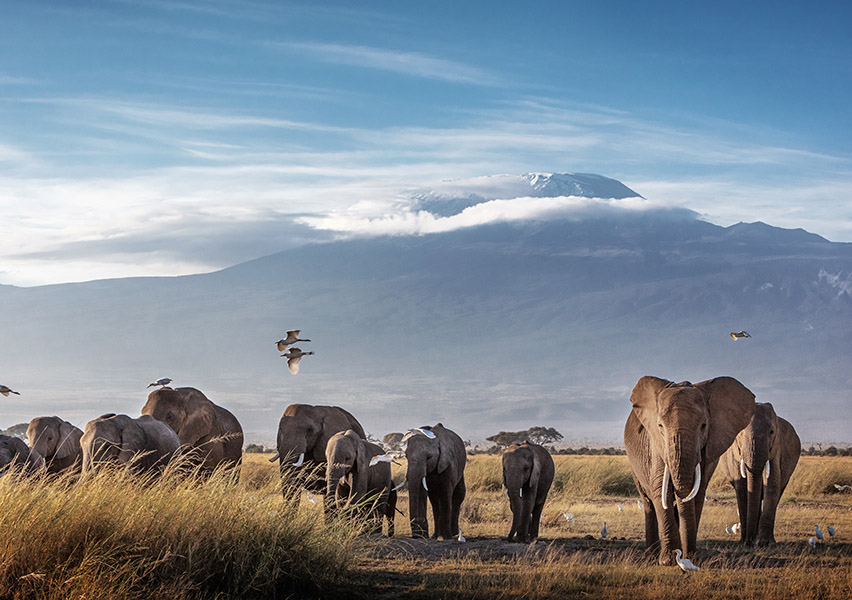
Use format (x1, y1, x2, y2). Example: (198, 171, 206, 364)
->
(0, 434, 45, 473)
(81, 414, 180, 477)
(503, 441, 555, 543)
(326, 429, 397, 535)
(27, 416, 84, 474)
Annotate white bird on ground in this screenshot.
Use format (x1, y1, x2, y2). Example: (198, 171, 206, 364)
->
(815, 525, 824, 541)
(637, 500, 643, 510)
(275, 330, 311, 352)
(147, 378, 172, 389)
(809, 536, 818, 549)
(675, 549, 699, 572)
(725, 525, 735, 535)
(457, 527, 466, 543)
(732, 523, 741, 535)
(491, 503, 500, 510)
(730, 331, 752, 340)
(617, 503, 624, 512)
(0, 385, 20, 396)
(369, 453, 402, 467)
(561, 511, 574, 523)
(401, 427, 436, 442)
(600, 522, 609, 539)
(306, 492, 318, 504)
(280, 347, 314, 374)
(834, 484, 851, 492)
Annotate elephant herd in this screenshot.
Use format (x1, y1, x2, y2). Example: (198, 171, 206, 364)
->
(0, 374, 801, 568)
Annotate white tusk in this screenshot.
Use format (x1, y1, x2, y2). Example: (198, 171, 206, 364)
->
(393, 478, 406, 492)
(764, 460, 770, 481)
(422, 477, 428, 491)
(268, 452, 280, 463)
(683, 463, 701, 503)
(662, 463, 670, 510)
(292, 452, 305, 467)
(520, 488, 523, 498)
(740, 458, 747, 479)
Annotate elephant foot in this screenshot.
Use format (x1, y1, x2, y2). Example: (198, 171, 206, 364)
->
(756, 537, 776, 547)
(659, 551, 677, 567)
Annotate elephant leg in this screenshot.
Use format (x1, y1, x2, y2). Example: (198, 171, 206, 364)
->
(450, 477, 466, 539)
(530, 499, 545, 541)
(520, 488, 538, 542)
(757, 474, 780, 546)
(386, 488, 397, 537)
(733, 479, 748, 544)
(653, 495, 680, 566)
(677, 496, 698, 559)
(427, 484, 445, 539)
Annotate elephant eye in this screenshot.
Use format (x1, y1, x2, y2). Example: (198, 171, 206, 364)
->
(701, 423, 707, 431)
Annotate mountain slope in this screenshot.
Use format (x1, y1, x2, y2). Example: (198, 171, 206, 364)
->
(0, 189, 850, 445)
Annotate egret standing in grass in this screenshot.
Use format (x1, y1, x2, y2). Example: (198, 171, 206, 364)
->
(808, 536, 818, 549)
(0, 385, 20, 396)
(675, 549, 699, 572)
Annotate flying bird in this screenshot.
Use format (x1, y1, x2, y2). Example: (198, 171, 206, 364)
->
(834, 484, 851, 492)
(0, 385, 20, 396)
(600, 522, 609, 539)
(815, 525, 824, 541)
(275, 330, 311, 352)
(401, 427, 436, 443)
(369, 453, 402, 467)
(675, 549, 699, 572)
(147, 378, 172, 389)
(281, 347, 314, 374)
(730, 331, 751, 340)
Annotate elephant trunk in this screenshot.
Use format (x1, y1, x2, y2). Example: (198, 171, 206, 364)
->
(407, 463, 428, 538)
(326, 463, 348, 507)
(744, 445, 769, 545)
(505, 472, 526, 541)
(668, 434, 701, 502)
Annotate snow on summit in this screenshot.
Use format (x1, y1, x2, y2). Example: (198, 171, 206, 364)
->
(412, 172, 642, 217)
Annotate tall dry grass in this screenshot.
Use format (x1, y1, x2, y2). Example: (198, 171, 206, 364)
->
(0, 456, 364, 600)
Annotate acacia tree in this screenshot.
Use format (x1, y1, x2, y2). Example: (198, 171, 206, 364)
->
(486, 426, 563, 448)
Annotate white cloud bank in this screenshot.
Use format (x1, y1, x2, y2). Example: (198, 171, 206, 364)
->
(300, 194, 678, 237)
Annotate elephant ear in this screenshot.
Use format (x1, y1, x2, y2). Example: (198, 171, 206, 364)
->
(529, 450, 542, 490)
(54, 421, 81, 462)
(629, 376, 673, 442)
(179, 404, 215, 445)
(437, 432, 459, 475)
(696, 376, 756, 462)
(119, 421, 147, 465)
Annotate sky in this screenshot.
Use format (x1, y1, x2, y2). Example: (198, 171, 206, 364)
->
(2, 0, 851, 286)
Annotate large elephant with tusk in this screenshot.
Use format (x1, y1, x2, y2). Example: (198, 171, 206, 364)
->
(273, 404, 365, 493)
(404, 423, 466, 540)
(718, 402, 800, 546)
(624, 376, 755, 566)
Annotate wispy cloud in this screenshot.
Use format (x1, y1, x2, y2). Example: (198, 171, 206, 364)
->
(276, 42, 499, 85)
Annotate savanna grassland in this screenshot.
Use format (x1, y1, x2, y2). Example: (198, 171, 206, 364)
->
(1, 454, 851, 599)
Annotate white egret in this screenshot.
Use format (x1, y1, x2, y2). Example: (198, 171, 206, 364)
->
(561, 511, 574, 523)
(457, 527, 466, 543)
(617, 503, 623, 512)
(281, 347, 314, 374)
(808, 536, 818, 549)
(369, 453, 401, 467)
(675, 549, 699, 572)
(275, 330, 311, 352)
(834, 484, 851, 492)
(306, 492, 318, 504)
(725, 525, 735, 535)
(637, 500, 643, 510)
(401, 428, 436, 442)
(146, 378, 172, 389)
(730, 331, 751, 340)
(732, 523, 741, 535)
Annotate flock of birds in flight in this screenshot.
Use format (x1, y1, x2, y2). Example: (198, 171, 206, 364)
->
(0, 327, 847, 567)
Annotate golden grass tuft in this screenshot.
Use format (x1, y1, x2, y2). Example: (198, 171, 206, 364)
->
(0, 456, 363, 600)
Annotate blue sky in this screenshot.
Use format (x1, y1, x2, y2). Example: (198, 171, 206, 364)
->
(2, 0, 851, 285)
